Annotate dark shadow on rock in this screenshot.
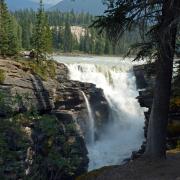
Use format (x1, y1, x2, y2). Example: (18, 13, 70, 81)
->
(31, 74, 52, 113)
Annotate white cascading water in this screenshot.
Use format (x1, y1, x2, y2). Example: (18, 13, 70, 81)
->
(81, 91, 95, 144)
(54, 56, 145, 171)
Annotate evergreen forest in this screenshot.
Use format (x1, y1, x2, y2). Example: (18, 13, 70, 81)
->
(12, 9, 141, 55)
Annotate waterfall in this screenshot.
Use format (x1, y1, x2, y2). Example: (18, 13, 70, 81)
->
(54, 56, 145, 171)
(81, 91, 95, 145)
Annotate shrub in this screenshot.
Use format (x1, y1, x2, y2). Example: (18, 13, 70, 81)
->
(38, 115, 59, 136)
(17, 59, 57, 80)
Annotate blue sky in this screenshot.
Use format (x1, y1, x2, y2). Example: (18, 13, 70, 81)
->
(31, 0, 61, 5)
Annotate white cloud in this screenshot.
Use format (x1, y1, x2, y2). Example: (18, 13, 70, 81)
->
(31, 0, 62, 5)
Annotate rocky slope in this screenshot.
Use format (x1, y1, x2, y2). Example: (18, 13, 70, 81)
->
(0, 58, 109, 179)
(76, 150, 180, 180)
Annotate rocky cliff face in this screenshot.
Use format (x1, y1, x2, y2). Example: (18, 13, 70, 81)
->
(133, 64, 155, 140)
(133, 63, 180, 158)
(0, 58, 109, 179)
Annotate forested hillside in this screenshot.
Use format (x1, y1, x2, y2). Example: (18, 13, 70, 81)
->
(13, 9, 141, 55)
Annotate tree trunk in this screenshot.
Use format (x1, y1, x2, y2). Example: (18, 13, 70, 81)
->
(145, 0, 180, 158)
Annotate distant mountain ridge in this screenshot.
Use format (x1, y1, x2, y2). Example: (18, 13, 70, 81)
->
(51, 0, 106, 15)
(6, 0, 106, 14)
(6, 0, 50, 11)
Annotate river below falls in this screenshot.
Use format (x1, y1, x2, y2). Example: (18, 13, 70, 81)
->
(54, 55, 145, 171)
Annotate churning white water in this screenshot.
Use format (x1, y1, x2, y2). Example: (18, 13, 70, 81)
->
(54, 56, 145, 171)
(81, 91, 95, 144)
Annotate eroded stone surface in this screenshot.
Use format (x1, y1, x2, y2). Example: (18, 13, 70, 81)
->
(0, 58, 109, 179)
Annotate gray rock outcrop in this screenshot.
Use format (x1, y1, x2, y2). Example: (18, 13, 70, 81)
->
(0, 58, 109, 179)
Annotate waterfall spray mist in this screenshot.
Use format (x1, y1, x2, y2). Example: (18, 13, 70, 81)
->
(54, 56, 145, 171)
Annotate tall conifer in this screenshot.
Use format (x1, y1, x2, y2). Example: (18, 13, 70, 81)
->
(63, 22, 73, 52)
(0, 0, 21, 56)
(32, 0, 52, 61)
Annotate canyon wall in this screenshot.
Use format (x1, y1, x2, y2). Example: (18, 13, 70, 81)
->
(0, 59, 109, 179)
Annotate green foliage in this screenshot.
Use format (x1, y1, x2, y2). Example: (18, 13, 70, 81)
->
(28, 113, 84, 179)
(63, 22, 73, 52)
(95, 37, 105, 55)
(66, 123, 76, 134)
(31, 0, 52, 61)
(0, 95, 85, 179)
(0, 69, 5, 84)
(3, 1, 167, 56)
(0, 91, 31, 117)
(104, 39, 111, 54)
(28, 60, 56, 80)
(0, 91, 12, 115)
(18, 59, 57, 80)
(13, 9, 141, 55)
(0, 116, 29, 179)
(14, 10, 93, 51)
(48, 149, 69, 168)
(0, 0, 10, 56)
(91, 0, 163, 60)
(7, 16, 22, 55)
(0, 0, 21, 56)
(38, 114, 59, 136)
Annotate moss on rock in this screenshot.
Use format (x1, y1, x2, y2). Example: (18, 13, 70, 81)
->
(16, 58, 57, 80)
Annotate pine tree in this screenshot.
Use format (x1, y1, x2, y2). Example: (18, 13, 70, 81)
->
(95, 38, 104, 55)
(72, 36, 79, 51)
(22, 20, 32, 50)
(0, 0, 21, 56)
(8, 16, 22, 55)
(93, 0, 180, 158)
(0, 0, 10, 56)
(63, 22, 73, 52)
(79, 35, 85, 52)
(89, 29, 96, 54)
(104, 39, 111, 54)
(12, 8, 143, 55)
(32, 0, 52, 61)
(83, 30, 91, 53)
